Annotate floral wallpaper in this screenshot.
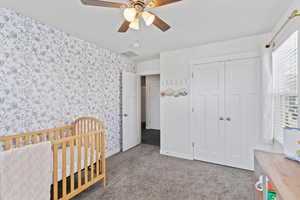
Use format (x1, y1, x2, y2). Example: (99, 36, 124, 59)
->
(0, 8, 135, 153)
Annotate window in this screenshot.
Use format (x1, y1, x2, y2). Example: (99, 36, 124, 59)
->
(272, 31, 299, 143)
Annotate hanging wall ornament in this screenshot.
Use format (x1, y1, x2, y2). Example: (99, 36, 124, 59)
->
(161, 88, 188, 98)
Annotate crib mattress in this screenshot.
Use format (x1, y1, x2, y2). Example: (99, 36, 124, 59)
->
(56, 146, 100, 181)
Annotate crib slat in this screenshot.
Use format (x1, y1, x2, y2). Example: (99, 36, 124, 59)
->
(84, 135, 88, 183)
(3, 140, 10, 151)
(62, 142, 67, 197)
(70, 140, 75, 192)
(45, 131, 50, 141)
(32, 135, 37, 144)
(83, 120, 85, 134)
(77, 121, 80, 135)
(74, 126, 76, 136)
(79, 120, 82, 134)
(53, 144, 59, 200)
(90, 134, 95, 182)
(15, 138, 20, 148)
(24, 136, 29, 145)
(86, 120, 88, 133)
(66, 128, 69, 137)
(40, 134, 45, 142)
(48, 131, 53, 142)
(96, 133, 100, 176)
(89, 120, 91, 133)
(98, 127, 102, 174)
(100, 129, 103, 173)
(101, 130, 106, 186)
(60, 129, 63, 139)
(77, 137, 82, 187)
(68, 128, 72, 137)
(86, 119, 88, 133)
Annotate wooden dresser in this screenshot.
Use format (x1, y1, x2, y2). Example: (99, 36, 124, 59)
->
(254, 150, 300, 200)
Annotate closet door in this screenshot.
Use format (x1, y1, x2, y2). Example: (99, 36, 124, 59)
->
(192, 62, 226, 165)
(224, 58, 260, 170)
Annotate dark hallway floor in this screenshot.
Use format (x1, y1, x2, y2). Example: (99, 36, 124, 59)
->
(141, 129, 160, 146)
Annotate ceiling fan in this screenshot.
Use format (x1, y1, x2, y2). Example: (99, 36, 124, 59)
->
(81, 0, 182, 32)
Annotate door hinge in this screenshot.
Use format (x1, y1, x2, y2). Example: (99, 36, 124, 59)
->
(192, 72, 194, 78)
(192, 108, 194, 112)
(192, 142, 195, 148)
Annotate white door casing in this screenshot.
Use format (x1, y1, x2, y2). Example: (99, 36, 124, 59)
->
(122, 72, 141, 151)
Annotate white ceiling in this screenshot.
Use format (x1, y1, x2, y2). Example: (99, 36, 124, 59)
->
(0, 0, 294, 61)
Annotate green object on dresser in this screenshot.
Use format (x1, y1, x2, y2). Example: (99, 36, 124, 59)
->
(268, 191, 277, 200)
(296, 150, 300, 156)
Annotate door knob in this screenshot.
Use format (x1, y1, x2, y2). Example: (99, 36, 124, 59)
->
(219, 117, 224, 120)
(124, 114, 128, 117)
(226, 117, 231, 121)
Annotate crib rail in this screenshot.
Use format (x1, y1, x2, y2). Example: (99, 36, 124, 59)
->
(74, 117, 104, 135)
(52, 130, 106, 200)
(0, 117, 106, 200)
(0, 125, 75, 151)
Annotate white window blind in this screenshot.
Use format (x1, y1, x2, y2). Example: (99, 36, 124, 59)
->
(272, 31, 298, 143)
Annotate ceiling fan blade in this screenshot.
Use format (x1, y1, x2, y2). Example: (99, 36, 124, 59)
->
(118, 20, 130, 32)
(81, 0, 128, 8)
(147, 0, 182, 8)
(149, 12, 171, 32)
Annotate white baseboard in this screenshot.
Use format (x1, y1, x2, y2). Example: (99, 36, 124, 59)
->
(160, 150, 193, 160)
(106, 148, 121, 158)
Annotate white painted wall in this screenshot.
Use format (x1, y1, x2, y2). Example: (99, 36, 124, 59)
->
(146, 75, 160, 130)
(137, 59, 160, 75)
(160, 33, 271, 159)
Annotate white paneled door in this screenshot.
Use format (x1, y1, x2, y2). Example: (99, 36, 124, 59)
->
(224, 58, 260, 169)
(191, 62, 226, 165)
(192, 56, 260, 170)
(122, 72, 141, 152)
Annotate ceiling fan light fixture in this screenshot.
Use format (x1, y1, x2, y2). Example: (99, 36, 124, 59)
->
(129, 17, 140, 30)
(142, 11, 155, 26)
(80, 0, 181, 33)
(123, 8, 137, 22)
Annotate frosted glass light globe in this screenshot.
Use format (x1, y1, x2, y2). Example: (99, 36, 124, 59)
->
(129, 17, 140, 30)
(142, 11, 155, 26)
(123, 8, 137, 22)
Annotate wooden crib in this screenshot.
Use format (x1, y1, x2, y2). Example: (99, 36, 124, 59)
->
(0, 117, 106, 200)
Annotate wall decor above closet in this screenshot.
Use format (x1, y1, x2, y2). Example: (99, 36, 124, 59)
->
(160, 88, 188, 97)
(161, 79, 189, 97)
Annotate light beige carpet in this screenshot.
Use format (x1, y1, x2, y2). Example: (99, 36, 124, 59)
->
(73, 144, 254, 200)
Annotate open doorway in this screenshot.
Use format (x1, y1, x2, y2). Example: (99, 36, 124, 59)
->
(141, 75, 160, 146)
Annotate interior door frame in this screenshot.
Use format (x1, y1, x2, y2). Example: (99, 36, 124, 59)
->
(190, 52, 260, 160)
(146, 75, 160, 130)
(137, 71, 161, 149)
